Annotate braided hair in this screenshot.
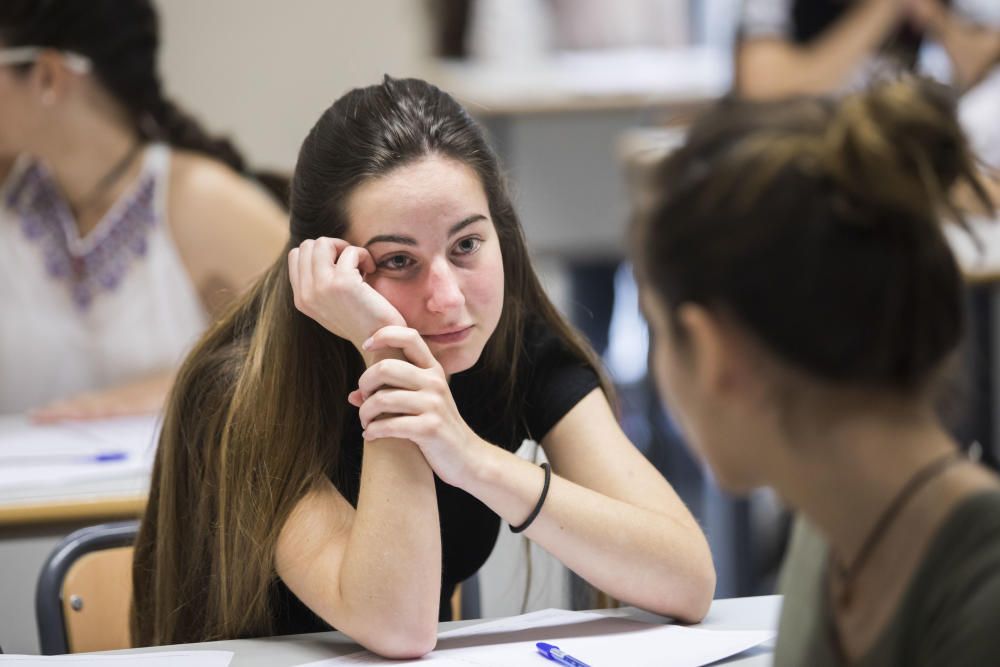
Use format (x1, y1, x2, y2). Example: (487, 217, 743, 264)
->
(0, 0, 288, 205)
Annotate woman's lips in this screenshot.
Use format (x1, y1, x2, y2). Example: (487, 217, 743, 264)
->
(422, 326, 473, 344)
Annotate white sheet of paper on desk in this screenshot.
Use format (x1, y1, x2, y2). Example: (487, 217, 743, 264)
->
(0, 650, 233, 665)
(295, 608, 775, 667)
(0, 415, 159, 495)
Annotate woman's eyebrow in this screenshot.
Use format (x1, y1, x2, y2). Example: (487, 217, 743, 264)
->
(364, 214, 488, 247)
(448, 214, 487, 236)
(365, 233, 416, 247)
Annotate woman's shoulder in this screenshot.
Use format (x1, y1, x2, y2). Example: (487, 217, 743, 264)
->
(918, 487, 1000, 581)
(167, 150, 285, 225)
(164, 149, 288, 314)
(903, 488, 1000, 665)
(520, 313, 585, 363)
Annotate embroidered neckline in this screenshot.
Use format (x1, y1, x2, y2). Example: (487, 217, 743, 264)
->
(5, 155, 159, 312)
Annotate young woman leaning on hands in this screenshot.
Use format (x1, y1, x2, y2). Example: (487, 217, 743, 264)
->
(131, 77, 715, 658)
(634, 77, 1000, 666)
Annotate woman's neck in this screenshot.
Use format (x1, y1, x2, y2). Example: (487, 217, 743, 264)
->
(768, 403, 955, 565)
(35, 106, 143, 235)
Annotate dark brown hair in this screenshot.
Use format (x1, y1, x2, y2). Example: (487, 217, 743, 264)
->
(0, 0, 288, 204)
(131, 76, 611, 645)
(635, 77, 992, 393)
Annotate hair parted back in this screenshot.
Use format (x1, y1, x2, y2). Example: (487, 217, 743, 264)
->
(0, 0, 288, 204)
(636, 76, 992, 393)
(131, 75, 610, 645)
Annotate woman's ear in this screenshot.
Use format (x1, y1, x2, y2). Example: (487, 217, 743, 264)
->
(676, 304, 753, 399)
(30, 50, 74, 108)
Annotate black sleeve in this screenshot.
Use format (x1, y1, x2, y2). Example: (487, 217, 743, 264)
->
(520, 320, 602, 443)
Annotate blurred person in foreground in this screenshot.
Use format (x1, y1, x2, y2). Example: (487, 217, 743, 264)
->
(634, 77, 1000, 665)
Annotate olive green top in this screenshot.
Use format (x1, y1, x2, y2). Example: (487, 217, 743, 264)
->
(774, 490, 1000, 666)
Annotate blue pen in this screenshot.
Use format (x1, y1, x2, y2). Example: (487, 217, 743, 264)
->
(536, 642, 592, 667)
(2, 451, 129, 465)
(89, 452, 128, 462)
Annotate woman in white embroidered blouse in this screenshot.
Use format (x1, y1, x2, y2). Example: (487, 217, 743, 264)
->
(0, 0, 288, 419)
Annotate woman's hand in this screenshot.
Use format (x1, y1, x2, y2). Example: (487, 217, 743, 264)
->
(30, 372, 172, 423)
(288, 237, 406, 356)
(349, 325, 486, 487)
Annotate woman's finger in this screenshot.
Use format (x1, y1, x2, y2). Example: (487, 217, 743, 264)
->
(362, 415, 428, 444)
(357, 388, 433, 430)
(330, 237, 351, 257)
(356, 358, 427, 399)
(312, 237, 340, 287)
(287, 248, 300, 297)
(363, 325, 439, 370)
(336, 245, 378, 277)
(297, 239, 316, 305)
(348, 388, 364, 408)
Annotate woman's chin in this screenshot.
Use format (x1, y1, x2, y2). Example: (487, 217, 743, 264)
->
(437, 348, 483, 377)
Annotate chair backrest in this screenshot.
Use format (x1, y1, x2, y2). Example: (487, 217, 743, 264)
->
(35, 520, 139, 655)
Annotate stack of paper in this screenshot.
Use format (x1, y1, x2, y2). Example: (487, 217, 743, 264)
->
(0, 415, 160, 502)
(297, 608, 774, 667)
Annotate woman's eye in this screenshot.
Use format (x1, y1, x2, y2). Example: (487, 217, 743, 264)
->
(379, 254, 414, 271)
(455, 237, 481, 255)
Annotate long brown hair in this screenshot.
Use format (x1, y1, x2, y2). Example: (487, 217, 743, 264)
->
(131, 76, 611, 645)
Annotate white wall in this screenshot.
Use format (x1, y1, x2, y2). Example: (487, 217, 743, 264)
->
(154, 0, 435, 171)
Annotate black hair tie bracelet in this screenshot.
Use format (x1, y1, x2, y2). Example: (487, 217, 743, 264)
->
(510, 462, 551, 533)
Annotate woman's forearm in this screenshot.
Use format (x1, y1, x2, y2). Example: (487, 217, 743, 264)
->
(924, 13, 1000, 91)
(739, 0, 903, 98)
(464, 446, 716, 622)
(337, 437, 441, 655)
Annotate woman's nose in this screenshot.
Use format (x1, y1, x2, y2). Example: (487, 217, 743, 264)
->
(425, 259, 465, 313)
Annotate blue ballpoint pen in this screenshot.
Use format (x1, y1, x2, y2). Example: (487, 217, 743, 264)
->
(536, 642, 592, 667)
(1, 451, 129, 465)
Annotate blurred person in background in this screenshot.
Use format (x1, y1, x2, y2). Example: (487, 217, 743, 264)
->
(736, 0, 1000, 465)
(0, 0, 288, 420)
(735, 0, 1000, 98)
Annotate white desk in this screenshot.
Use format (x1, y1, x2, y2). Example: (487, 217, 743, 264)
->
(101, 596, 780, 666)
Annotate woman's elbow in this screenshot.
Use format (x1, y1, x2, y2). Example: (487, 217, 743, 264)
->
(679, 564, 716, 623)
(360, 621, 438, 659)
(644, 557, 716, 624)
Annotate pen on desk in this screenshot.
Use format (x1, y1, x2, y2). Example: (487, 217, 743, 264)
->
(0, 451, 129, 465)
(536, 642, 592, 667)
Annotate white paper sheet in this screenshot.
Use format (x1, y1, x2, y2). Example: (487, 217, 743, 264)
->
(0, 650, 232, 666)
(0, 415, 159, 500)
(295, 608, 775, 667)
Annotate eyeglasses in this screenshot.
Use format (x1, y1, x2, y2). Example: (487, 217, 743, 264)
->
(0, 46, 91, 74)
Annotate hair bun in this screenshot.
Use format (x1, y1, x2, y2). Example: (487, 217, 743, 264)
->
(821, 77, 981, 224)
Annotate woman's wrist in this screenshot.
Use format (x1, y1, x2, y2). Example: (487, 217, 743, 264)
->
(456, 436, 503, 493)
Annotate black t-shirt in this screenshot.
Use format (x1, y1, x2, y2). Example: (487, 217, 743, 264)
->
(271, 317, 600, 635)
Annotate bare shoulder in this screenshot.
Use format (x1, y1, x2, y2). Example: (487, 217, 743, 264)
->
(167, 150, 286, 227)
(165, 150, 288, 314)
